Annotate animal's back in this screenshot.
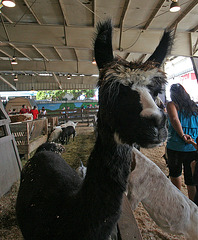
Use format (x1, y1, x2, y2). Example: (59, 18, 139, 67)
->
(16, 151, 82, 239)
(65, 125, 75, 134)
(130, 148, 198, 238)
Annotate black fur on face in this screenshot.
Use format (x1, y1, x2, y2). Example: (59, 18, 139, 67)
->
(98, 60, 168, 148)
(94, 20, 173, 148)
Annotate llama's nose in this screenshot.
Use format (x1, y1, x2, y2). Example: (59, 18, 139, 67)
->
(140, 106, 167, 126)
(154, 109, 167, 129)
(142, 108, 167, 130)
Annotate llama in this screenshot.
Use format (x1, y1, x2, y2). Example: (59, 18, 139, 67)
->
(127, 147, 198, 240)
(16, 20, 172, 240)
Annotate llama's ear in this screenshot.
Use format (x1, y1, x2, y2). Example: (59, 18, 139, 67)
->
(145, 30, 174, 67)
(94, 19, 114, 69)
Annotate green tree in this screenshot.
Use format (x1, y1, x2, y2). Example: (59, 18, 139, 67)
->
(36, 90, 66, 100)
(36, 89, 96, 101)
(67, 89, 95, 100)
(36, 91, 48, 100)
(84, 89, 95, 99)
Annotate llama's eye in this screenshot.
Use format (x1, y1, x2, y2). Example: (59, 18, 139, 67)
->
(128, 82, 133, 88)
(152, 94, 158, 101)
(148, 85, 162, 100)
(148, 88, 157, 99)
(153, 91, 159, 98)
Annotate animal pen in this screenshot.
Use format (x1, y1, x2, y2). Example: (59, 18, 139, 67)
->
(45, 107, 98, 126)
(10, 118, 48, 160)
(0, 100, 21, 198)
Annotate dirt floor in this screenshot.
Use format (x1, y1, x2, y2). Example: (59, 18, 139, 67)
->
(0, 124, 188, 239)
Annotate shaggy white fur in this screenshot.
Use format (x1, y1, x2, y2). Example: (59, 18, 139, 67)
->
(127, 148, 198, 240)
(61, 121, 78, 129)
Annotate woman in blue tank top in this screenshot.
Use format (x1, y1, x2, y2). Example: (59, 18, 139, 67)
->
(167, 83, 198, 202)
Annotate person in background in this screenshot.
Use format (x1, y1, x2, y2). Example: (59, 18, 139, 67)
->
(8, 109, 12, 115)
(61, 107, 66, 119)
(166, 83, 198, 201)
(11, 109, 17, 115)
(186, 137, 198, 205)
(191, 160, 198, 205)
(40, 106, 46, 116)
(61, 107, 66, 114)
(30, 106, 39, 120)
(26, 106, 31, 113)
(20, 105, 27, 114)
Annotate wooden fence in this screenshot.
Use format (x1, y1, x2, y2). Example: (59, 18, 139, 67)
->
(41, 108, 98, 125)
(10, 118, 48, 160)
(0, 101, 21, 197)
(118, 194, 142, 239)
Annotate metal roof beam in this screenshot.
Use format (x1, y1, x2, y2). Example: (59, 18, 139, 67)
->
(93, 0, 96, 27)
(0, 75, 17, 90)
(193, 37, 198, 55)
(73, 48, 79, 73)
(58, 0, 68, 26)
(54, 47, 64, 61)
(137, 54, 147, 62)
(23, 0, 41, 25)
(142, 0, 166, 30)
(9, 43, 32, 60)
(52, 72, 62, 89)
(0, 14, 10, 41)
(0, 60, 98, 75)
(58, 0, 68, 46)
(32, 45, 49, 61)
(0, 12, 13, 24)
(190, 24, 198, 32)
(124, 52, 130, 60)
(119, 0, 131, 50)
(0, 49, 12, 58)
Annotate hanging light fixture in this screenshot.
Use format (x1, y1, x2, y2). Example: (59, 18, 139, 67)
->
(2, 0, 16, 7)
(14, 74, 18, 81)
(11, 56, 18, 65)
(67, 73, 71, 79)
(170, 0, 181, 12)
(92, 57, 96, 65)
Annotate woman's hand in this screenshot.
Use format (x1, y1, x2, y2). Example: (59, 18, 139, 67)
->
(183, 134, 192, 142)
(184, 135, 198, 150)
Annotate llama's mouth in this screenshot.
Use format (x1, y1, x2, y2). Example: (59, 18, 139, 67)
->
(136, 126, 167, 148)
(141, 140, 164, 149)
(138, 139, 165, 148)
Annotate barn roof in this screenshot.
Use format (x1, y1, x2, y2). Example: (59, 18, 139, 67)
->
(0, 0, 197, 91)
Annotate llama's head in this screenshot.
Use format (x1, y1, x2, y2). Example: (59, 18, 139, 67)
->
(94, 20, 173, 148)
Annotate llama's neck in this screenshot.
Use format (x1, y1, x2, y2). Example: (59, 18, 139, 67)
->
(87, 133, 132, 182)
(78, 122, 132, 225)
(88, 120, 132, 183)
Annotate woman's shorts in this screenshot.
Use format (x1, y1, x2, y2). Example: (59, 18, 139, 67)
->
(166, 148, 197, 186)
